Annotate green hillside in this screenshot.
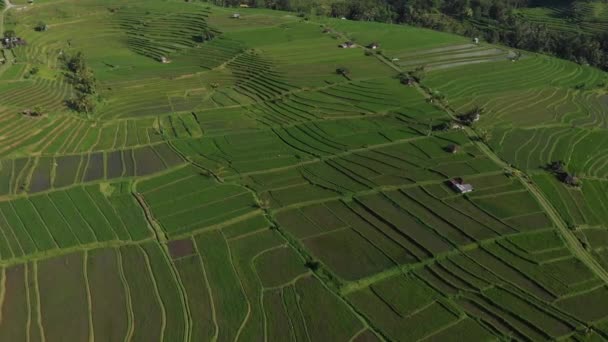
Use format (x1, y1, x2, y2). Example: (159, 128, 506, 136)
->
(0, 0, 607, 340)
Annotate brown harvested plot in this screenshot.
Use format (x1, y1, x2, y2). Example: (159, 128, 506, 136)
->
(38, 252, 89, 342)
(168, 237, 196, 259)
(0, 266, 28, 341)
(87, 248, 129, 342)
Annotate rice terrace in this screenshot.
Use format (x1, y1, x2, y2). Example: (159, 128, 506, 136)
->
(0, 0, 607, 340)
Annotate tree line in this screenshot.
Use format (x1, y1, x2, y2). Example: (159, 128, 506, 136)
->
(203, 0, 608, 71)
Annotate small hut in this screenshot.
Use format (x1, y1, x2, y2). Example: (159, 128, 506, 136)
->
(231, 13, 241, 19)
(449, 178, 473, 194)
(367, 42, 379, 50)
(160, 56, 171, 64)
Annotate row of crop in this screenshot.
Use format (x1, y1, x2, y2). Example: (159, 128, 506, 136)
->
(348, 235, 605, 340)
(116, 8, 212, 60)
(172, 130, 315, 177)
(424, 55, 604, 119)
(0, 185, 150, 260)
(397, 43, 510, 71)
(0, 113, 66, 158)
(195, 223, 365, 341)
(533, 175, 608, 231)
(347, 274, 495, 341)
(273, 172, 553, 281)
(477, 87, 606, 129)
(0, 77, 72, 114)
(97, 65, 237, 118)
(0, 143, 184, 195)
(0, 241, 195, 341)
(0, 114, 164, 157)
(491, 126, 608, 177)
(237, 133, 499, 210)
(247, 79, 424, 127)
(137, 166, 258, 237)
(226, 52, 296, 104)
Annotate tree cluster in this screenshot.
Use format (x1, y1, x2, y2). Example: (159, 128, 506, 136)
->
(63, 52, 97, 114)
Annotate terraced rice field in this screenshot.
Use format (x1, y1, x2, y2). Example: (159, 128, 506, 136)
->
(517, 0, 608, 35)
(0, 0, 607, 340)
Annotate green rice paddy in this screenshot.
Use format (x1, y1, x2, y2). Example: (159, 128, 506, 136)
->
(0, 0, 606, 340)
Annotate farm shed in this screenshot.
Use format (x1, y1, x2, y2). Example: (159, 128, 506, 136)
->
(449, 178, 473, 194)
(367, 42, 380, 49)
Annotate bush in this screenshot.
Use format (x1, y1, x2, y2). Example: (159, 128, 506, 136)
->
(35, 22, 48, 32)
